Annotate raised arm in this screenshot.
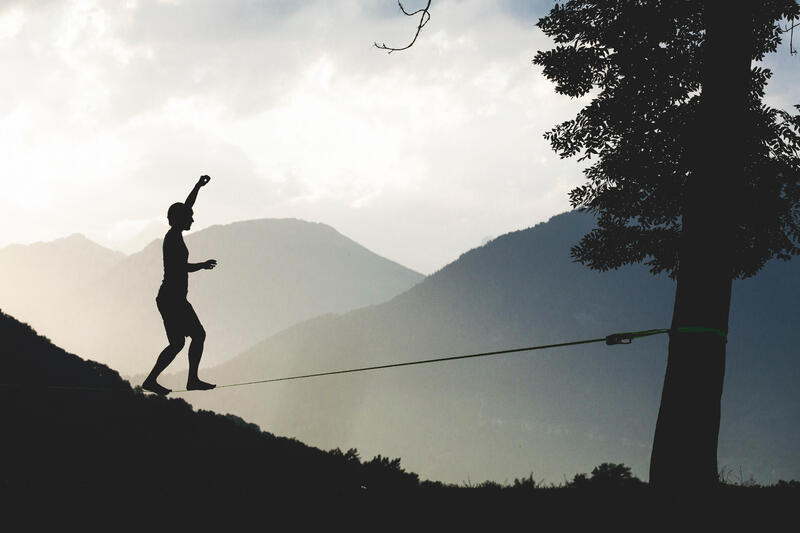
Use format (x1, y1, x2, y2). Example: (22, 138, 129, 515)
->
(185, 175, 211, 208)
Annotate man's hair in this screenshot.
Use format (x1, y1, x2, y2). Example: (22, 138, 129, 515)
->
(167, 202, 192, 226)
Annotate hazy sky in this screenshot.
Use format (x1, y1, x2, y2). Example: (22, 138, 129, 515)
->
(1, 0, 798, 274)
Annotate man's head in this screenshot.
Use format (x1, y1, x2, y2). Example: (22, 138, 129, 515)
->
(167, 202, 194, 230)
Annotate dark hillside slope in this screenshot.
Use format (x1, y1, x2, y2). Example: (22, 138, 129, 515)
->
(1, 310, 796, 520)
(0, 310, 420, 504)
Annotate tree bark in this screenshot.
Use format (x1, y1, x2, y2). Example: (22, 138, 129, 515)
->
(649, 1, 753, 488)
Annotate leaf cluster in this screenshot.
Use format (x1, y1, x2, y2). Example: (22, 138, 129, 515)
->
(534, 1, 800, 278)
(566, 462, 646, 489)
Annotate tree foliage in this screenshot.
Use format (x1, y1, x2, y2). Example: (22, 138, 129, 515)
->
(567, 462, 645, 489)
(534, 1, 800, 279)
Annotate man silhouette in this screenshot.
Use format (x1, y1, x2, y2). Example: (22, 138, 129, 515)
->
(142, 175, 218, 395)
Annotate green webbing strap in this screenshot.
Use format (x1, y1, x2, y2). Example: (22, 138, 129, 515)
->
(674, 326, 728, 339)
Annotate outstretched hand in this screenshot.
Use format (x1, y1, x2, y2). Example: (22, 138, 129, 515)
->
(204, 259, 218, 270)
(198, 175, 211, 187)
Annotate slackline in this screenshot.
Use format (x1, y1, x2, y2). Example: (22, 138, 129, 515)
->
(0, 326, 725, 394)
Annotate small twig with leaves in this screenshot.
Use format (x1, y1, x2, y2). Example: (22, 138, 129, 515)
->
(374, 0, 432, 53)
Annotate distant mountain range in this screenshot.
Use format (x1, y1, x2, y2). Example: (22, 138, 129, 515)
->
(3, 211, 797, 487)
(0, 233, 126, 346)
(164, 210, 800, 486)
(0, 218, 424, 375)
(117, 219, 169, 255)
(0, 233, 126, 305)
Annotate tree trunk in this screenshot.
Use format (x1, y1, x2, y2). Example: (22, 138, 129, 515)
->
(649, 1, 753, 488)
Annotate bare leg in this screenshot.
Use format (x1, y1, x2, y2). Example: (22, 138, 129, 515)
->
(143, 338, 185, 395)
(186, 328, 215, 390)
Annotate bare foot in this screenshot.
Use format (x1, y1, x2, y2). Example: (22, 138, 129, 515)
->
(186, 379, 216, 391)
(142, 379, 171, 396)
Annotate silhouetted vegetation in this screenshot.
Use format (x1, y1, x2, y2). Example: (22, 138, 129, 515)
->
(566, 463, 646, 490)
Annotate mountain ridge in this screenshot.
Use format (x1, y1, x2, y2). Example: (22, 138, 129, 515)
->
(168, 210, 800, 486)
(0, 217, 425, 375)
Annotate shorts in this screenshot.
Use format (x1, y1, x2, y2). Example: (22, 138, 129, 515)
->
(156, 289, 204, 340)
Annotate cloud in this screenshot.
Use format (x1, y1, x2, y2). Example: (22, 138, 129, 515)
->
(0, 0, 795, 273)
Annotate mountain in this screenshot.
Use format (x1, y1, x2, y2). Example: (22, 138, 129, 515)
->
(167, 210, 800, 486)
(0, 234, 126, 331)
(3, 218, 424, 375)
(117, 219, 169, 254)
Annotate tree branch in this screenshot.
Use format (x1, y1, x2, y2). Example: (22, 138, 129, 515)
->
(780, 19, 799, 55)
(374, 0, 432, 53)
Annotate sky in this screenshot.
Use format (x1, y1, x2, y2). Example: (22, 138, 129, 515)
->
(0, 0, 798, 275)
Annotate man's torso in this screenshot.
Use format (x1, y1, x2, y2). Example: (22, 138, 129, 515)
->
(160, 229, 188, 298)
